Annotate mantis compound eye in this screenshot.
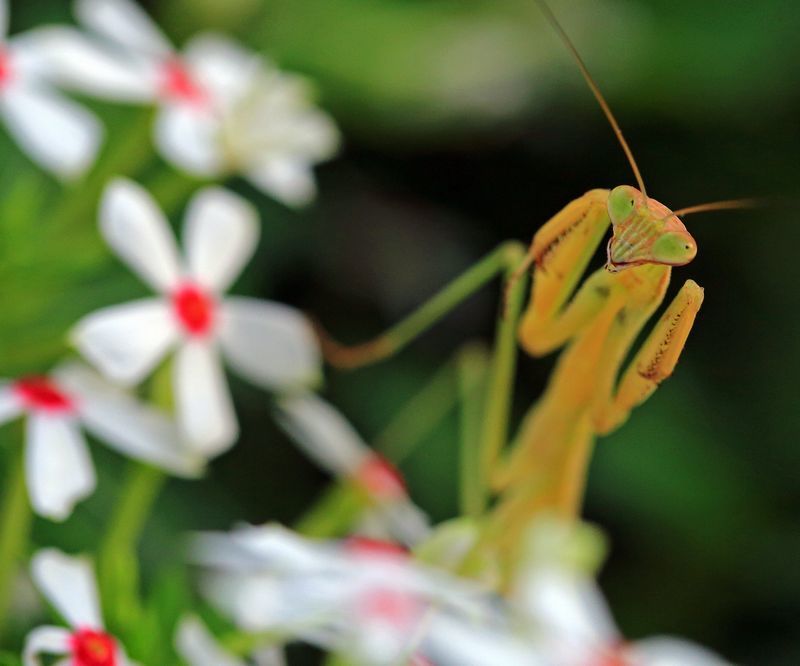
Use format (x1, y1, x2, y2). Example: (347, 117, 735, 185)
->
(608, 185, 640, 224)
(651, 231, 697, 265)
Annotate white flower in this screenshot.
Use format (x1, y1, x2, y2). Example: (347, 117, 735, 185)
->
(24, 549, 134, 666)
(275, 392, 430, 545)
(0, 0, 101, 177)
(190, 524, 496, 666)
(36, 0, 339, 205)
(175, 615, 287, 666)
(0, 361, 201, 521)
(71, 179, 321, 455)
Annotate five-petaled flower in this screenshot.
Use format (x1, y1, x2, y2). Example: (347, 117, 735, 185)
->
(39, 0, 339, 205)
(72, 179, 321, 455)
(24, 549, 133, 665)
(0, 362, 200, 521)
(0, 0, 101, 177)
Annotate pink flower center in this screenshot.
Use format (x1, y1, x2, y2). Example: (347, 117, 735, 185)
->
(70, 628, 118, 666)
(593, 643, 630, 666)
(160, 58, 206, 105)
(358, 586, 420, 629)
(345, 536, 408, 560)
(0, 48, 13, 87)
(13, 376, 74, 413)
(172, 283, 215, 336)
(354, 455, 407, 501)
(410, 656, 434, 666)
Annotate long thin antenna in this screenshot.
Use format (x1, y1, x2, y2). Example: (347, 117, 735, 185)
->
(534, 0, 648, 197)
(671, 198, 759, 218)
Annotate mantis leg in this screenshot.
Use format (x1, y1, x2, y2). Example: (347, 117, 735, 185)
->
(516, 189, 613, 356)
(317, 241, 526, 369)
(593, 278, 705, 435)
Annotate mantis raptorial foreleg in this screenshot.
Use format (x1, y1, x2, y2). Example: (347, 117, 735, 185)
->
(593, 278, 704, 435)
(516, 190, 612, 355)
(490, 273, 703, 551)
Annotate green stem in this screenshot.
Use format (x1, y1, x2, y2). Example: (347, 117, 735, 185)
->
(0, 440, 32, 643)
(294, 482, 366, 538)
(325, 241, 527, 368)
(49, 110, 156, 231)
(477, 243, 527, 509)
(98, 462, 165, 633)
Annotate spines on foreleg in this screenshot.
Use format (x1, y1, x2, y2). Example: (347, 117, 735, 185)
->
(594, 279, 704, 435)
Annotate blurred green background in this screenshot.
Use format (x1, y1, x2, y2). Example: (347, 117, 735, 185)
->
(1, 0, 799, 663)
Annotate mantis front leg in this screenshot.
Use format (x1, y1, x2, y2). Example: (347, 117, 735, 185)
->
(592, 278, 705, 435)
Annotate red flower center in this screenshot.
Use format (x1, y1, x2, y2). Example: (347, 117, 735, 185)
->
(172, 283, 215, 336)
(14, 377, 74, 413)
(70, 628, 118, 666)
(355, 455, 407, 501)
(160, 59, 206, 105)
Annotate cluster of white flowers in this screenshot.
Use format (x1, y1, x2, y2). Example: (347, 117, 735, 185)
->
(0, 2, 340, 663)
(178, 520, 730, 666)
(0, 0, 338, 203)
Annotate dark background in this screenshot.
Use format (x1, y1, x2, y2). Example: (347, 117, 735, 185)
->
(1, 1, 799, 663)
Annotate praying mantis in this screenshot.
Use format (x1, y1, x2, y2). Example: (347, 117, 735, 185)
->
(317, 0, 752, 564)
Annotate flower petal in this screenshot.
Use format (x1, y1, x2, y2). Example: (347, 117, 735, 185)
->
(0, 384, 22, 425)
(523, 568, 620, 655)
(174, 340, 238, 456)
(182, 33, 261, 108)
(368, 502, 431, 547)
(155, 104, 222, 176)
(56, 362, 203, 477)
(75, 0, 172, 57)
(101, 179, 183, 291)
(175, 615, 246, 666)
(26, 415, 95, 521)
(219, 297, 321, 391)
(245, 158, 317, 208)
(13, 27, 157, 101)
(183, 187, 258, 292)
(0, 84, 101, 179)
(31, 549, 103, 628)
(274, 392, 368, 477)
(191, 523, 331, 573)
(631, 638, 730, 666)
(22, 625, 72, 666)
(423, 615, 545, 666)
(71, 298, 178, 385)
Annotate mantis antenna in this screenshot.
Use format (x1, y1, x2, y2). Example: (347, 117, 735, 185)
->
(534, 0, 648, 197)
(671, 198, 759, 218)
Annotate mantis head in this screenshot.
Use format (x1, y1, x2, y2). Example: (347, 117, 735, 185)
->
(605, 185, 697, 272)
